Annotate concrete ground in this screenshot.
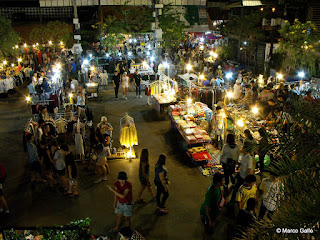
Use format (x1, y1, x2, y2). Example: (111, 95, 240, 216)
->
(0, 84, 234, 239)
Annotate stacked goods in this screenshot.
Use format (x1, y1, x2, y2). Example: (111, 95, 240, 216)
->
(120, 125, 138, 148)
(187, 146, 212, 166)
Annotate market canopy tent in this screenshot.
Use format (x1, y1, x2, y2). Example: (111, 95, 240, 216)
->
(39, 0, 206, 6)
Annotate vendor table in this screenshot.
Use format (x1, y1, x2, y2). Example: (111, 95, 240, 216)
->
(152, 94, 177, 115)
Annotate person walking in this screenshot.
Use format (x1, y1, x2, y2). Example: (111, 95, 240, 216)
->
(258, 171, 282, 219)
(94, 144, 109, 183)
(0, 162, 9, 215)
(136, 149, 156, 203)
(133, 69, 142, 98)
(235, 175, 257, 211)
(220, 134, 240, 193)
(258, 127, 269, 174)
(64, 146, 79, 197)
(53, 144, 68, 191)
(112, 71, 121, 99)
(121, 72, 129, 100)
(154, 154, 169, 214)
(26, 134, 43, 182)
(107, 171, 133, 232)
(200, 173, 225, 240)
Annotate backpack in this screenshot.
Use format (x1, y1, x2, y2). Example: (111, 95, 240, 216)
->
(0, 163, 6, 184)
(226, 158, 235, 171)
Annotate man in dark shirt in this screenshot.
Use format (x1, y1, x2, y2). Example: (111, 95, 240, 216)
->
(133, 69, 142, 98)
(112, 71, 121, 99)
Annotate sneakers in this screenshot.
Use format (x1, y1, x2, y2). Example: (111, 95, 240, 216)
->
(139, 95, 142, 98)
(94, 178, 102, 184)
(102, 176, 108, 181)
(159, 208, 168, 214)
(124, 97, 127, 100)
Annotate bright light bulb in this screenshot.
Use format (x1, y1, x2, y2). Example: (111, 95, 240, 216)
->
(90, 66, 95, 71)
(244, 41, 247, 45)
(56, 63, 61, 69)
(18, 58, 22, 62)
(83, 59, 89, 65)
(277, 73, 283, 80)
(146, 51, 150, 55)
(129, 39, 132, 43)
(252, 106, 259, 115)
(128, 51, 132, 56)
(3, 60, 7, 65)
(227, 91, 233, 98)
(32, 45, 36, 48)
(15, 45, 18, 49)
(11, 63, 14, 67)
(298, 71, 305, 78)
(237, 119, 244, 127)
(24, 43, 27, 47)
(133, 39, 137, 43)
(60, 41, 63, 45)
(89, 54, 92, 58)
(48, 40, 52, 45)
(106, 53, 109, 57)
(36, 43, 39, 46)
(200, 38, 205, 42)
(199, 74, 205, 80)
(150, 56, 155, 62)
(187, 98, 192, 104)
(26, 96, 31, 102)
(118, 52, 122, 56)
(68, 93, 73, 98)
(226, 72, 233, 79)
(186, 64, 192, 71)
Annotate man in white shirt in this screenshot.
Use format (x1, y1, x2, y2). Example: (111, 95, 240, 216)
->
(231, 142, 254, 203)
(24, 66, 32, 82)
(259, 172, 282, 219)
(99, 70, 108, 86)
(233, 79, 242, 100)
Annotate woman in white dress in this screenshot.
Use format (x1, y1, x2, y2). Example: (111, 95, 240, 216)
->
(121, 72, 129, 100)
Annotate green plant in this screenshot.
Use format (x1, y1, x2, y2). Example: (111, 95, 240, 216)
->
(278, 19, 320, 75)
(159, 4, 188, 49)
(240, 100, 320, 239)
(0, 15, 20, 59)
(29, 21, 73, 47)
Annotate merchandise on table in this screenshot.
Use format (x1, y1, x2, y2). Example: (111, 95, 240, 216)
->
(169, 102, 213, 145)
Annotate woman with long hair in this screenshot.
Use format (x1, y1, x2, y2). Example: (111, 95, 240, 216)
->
(154, 154, 169, 213)
(220, 134, 240, 193)
(136, 149, 156, 203)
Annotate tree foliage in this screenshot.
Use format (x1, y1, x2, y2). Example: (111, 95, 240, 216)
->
(0, 15, 20, 59)
(241, 100, 320, 240)
(278, 19, 320, 75)
(29, 21, 73, 47)
(222, 13, 264, 42)
(159, 4, 188, 49)
(99, 4, 152, 53)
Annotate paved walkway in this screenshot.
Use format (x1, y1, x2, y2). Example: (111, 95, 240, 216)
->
(0, 85, 233, 239)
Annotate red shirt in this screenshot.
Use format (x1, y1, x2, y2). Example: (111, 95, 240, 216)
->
(114, 180, 132, 204)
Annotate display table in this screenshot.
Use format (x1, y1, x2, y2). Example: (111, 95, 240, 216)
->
(169, 102, 213, 145)
(152, 94, 177, 115)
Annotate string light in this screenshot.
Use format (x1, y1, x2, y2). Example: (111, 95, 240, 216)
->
(48, 40, 52, 45)
(186, 64, 192, 71)
(18, 58, 22, 62)
(237, 119, 244, 127)
(251, 106, 259, 115)
(15, 45, 18, 49)
(24, 43, 27, 47)
(226, 91, 233, 98)
(60, 41, 63, 45)
(3, 60, 7, 65)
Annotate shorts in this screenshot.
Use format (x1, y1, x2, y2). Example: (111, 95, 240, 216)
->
(56, 168, 66, 176)
(201, 214, 214, 235)
(122, 83, 129, 88)
(139, 176, 148, 187)
(115, 201, 133, 217)
(96, 158, 107, 167)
